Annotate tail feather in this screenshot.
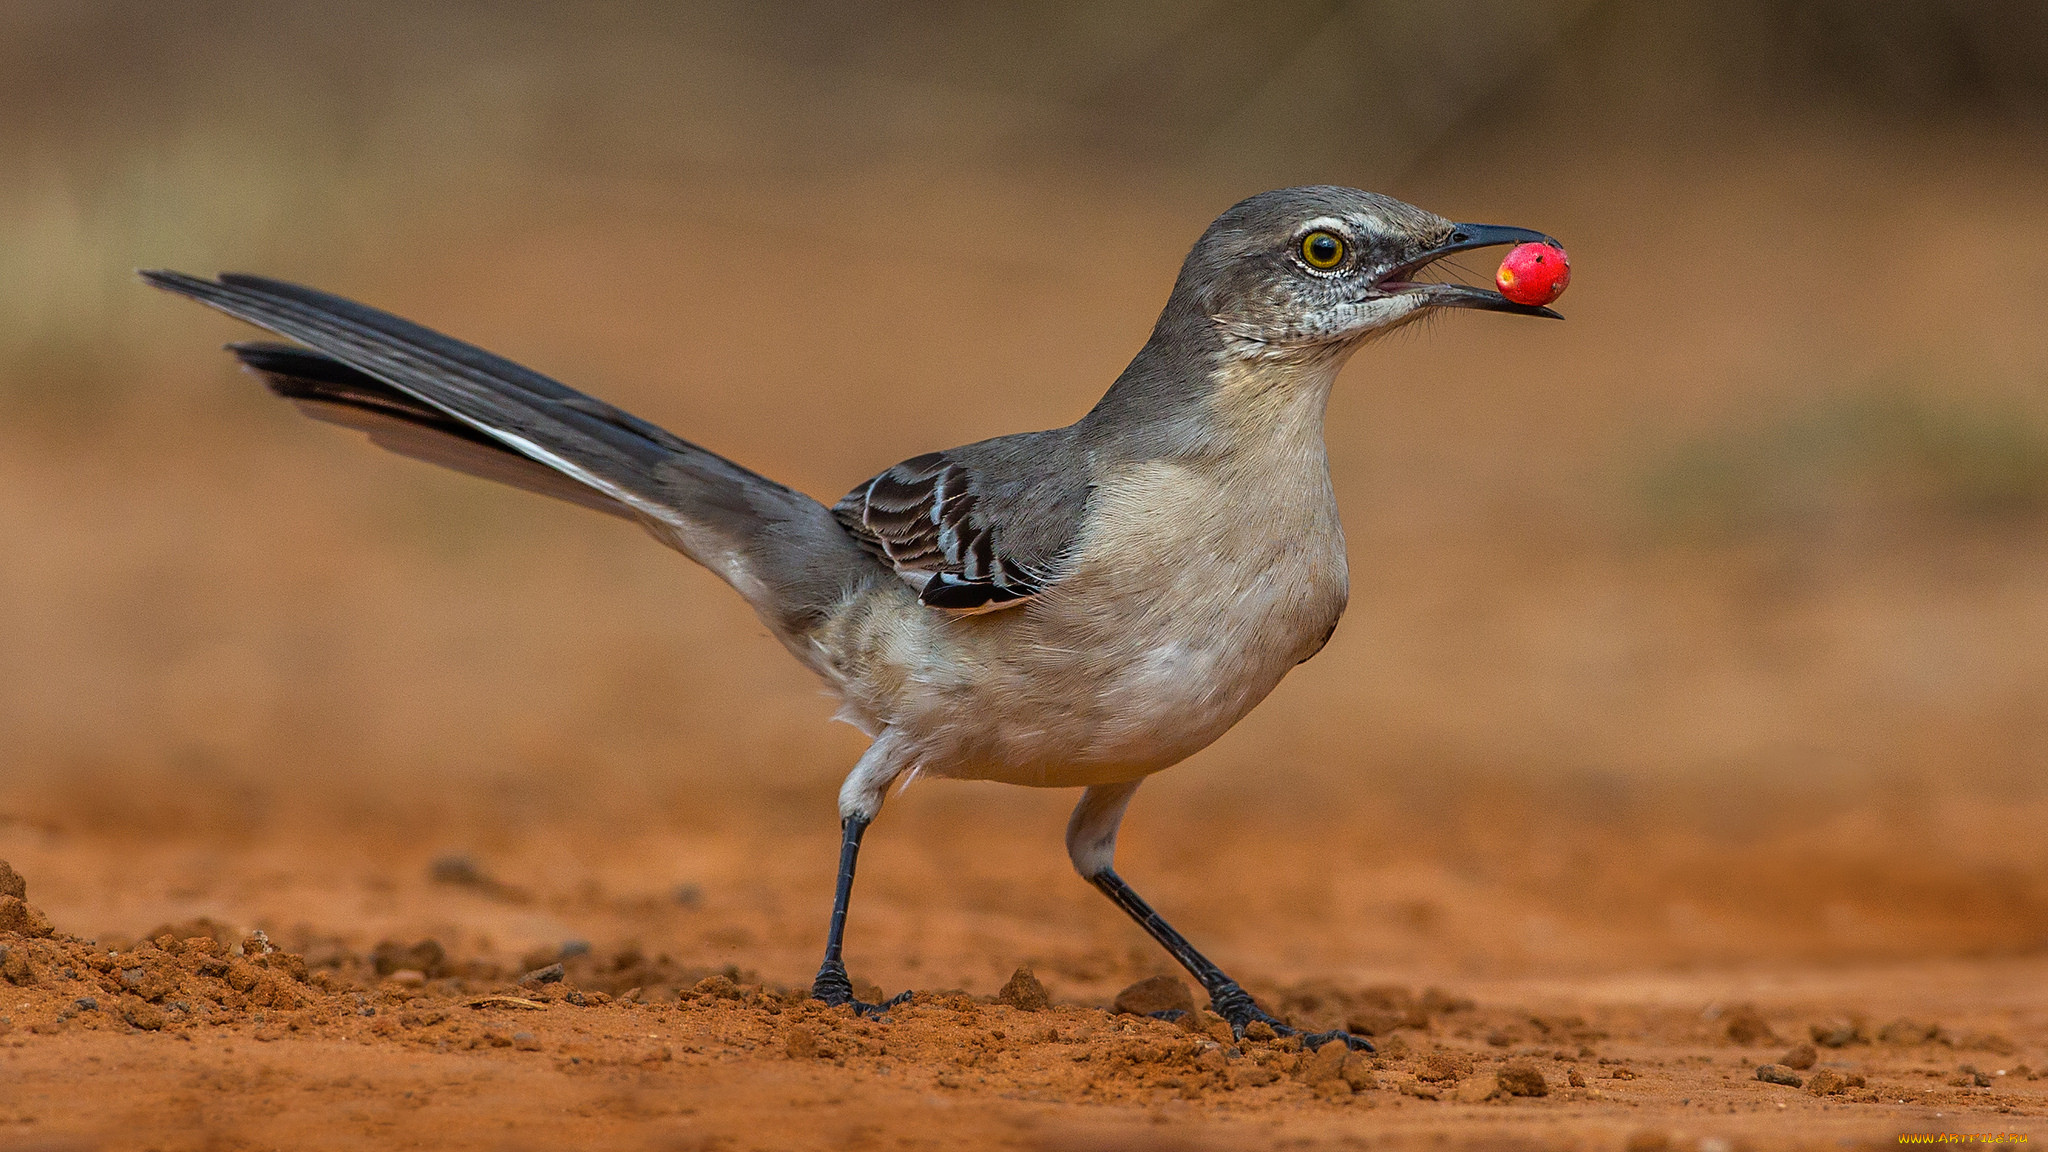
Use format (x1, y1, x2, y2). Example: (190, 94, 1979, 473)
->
(235, 341, 640, 520)
(144, 271, 881, 651)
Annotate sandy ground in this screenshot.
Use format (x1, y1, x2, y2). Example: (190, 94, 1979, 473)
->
(2, 826, 2045, 1152)
(4, 143, 2048, 1148)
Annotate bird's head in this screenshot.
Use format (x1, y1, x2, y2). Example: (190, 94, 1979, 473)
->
(1170, 185, 1561, 360)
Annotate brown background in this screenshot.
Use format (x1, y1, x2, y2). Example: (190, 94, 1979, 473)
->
(3, 3, 2047, 1147)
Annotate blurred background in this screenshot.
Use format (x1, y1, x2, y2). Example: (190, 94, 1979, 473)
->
(2, 1, 2046, 994)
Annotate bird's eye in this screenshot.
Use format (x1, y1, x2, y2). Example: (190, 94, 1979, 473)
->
(1300, 231, 1345, 270)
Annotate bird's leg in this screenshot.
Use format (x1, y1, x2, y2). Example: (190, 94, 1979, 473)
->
(1067, 783, 1372, 1052)
(812, 740, 912, 1016)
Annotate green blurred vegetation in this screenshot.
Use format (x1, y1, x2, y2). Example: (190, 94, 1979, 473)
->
(1642, 384, 2048, 541)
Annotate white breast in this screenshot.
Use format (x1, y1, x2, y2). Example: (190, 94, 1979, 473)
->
(831, 353, 1355, 789)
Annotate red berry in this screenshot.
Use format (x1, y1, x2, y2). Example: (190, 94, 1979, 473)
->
(1495, 242, 1570, 307)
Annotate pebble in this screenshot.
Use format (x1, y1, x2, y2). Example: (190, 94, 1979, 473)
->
(997, 966, 1050, 1012)
(1755, 1063, 1803, 1087)
(1111, 974, 1193, 1018)
(518, 963, 564, 986)
(1722, 1005, 1777, 1045)
(1779, 1041, 1818, 1070)
(1879, 1017, 1938, 1045)
(1497, 1061, 1549, 1097)
(1810, 1018, 1862, 1047)
(1805, 1068, 1861, 1095)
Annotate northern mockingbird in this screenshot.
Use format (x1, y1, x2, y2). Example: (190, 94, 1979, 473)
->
(145, 185, 1560, 1050)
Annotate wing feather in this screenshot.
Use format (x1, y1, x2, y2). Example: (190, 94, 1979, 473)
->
(834, 451, 1057, 613)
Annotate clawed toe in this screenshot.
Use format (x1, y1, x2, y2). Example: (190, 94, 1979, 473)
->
(811, 964, 911, 1017)
(1299, 1027, 1374, 1052)
(1211, 984, 1375, 1052)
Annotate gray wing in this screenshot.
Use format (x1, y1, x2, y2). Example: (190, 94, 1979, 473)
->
(833, 443, 1088, 613)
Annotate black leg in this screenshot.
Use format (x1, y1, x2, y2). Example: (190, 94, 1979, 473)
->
(810, 815, 909, 1015)
(1089, 868, 1372, 1051)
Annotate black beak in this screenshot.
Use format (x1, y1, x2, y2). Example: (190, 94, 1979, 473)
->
(1381, 222, 1565, 319)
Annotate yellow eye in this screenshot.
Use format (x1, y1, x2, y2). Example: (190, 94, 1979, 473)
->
(1300, 230, 1345, 269)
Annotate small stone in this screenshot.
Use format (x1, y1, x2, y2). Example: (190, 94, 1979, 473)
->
(1243, 1019, 1278, 1043)
(997, 966, 1050, 1011)
(1779, 1041, 1818, 1070)
(1298, 1039, 1350, 1085)
(1112, 974, 1194, 1017)
(1878, 1017, 1938, 1045)
(1567, 1069, 1587, 1088)
(1806, 1068, 1848, 1095)
(0, 946, 35, 986)
(785, 1027, 819, 1059)
(1756, 1063, 1803, 1087)
(385, 969, 427, 988)
(1810, 1018, 1862, 1047)
(74, 997, 98, 1011)
(1722, 1005, 1777, 1045)
(0, 896, 54, 938)
(0, 860, 24, 901)
(121, 1000, 167, 1031)
(517, 963, 564, 986)
(511, 1031, 542, 1051)
(1497, 1061, 1549, 1097)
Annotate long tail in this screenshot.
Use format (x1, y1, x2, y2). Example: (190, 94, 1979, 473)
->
(142, 271, 882, 663)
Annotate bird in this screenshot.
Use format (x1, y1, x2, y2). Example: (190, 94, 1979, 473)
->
(143, 185, 1561, 1051)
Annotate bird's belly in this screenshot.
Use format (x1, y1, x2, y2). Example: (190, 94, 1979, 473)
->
(896, 465, 1349, 788)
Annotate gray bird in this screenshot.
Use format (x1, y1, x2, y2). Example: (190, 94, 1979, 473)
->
(144, 185, 1560, 1050)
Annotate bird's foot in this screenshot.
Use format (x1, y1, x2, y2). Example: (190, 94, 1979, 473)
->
(811, 962, 912, 1018)
(1210, 982, 1374, 1052)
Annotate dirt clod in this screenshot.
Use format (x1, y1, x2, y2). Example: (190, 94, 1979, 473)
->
(1779, 1041, 1818, 1069)
(0, 860, 24, 900)
(1810, 1018, 1862, 1047)
(1111, 974, 1192, 1017)
(1497, 1061, 1549, 1096)
(1297, 1038, 1349, 1085)
(1879, 1017, 1939, 1044)
(0, 895, 55, 938)
(785, 1026, 819, 1058)
(1722, 1004, 1777, 1045)
(372, 938, 447, 978)
(997, 966, 1049, 1011)
(1756, 1063, 1803, 1087)
(1415, 1049, 1475, 1083)
(120, 999, 167, 1030)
